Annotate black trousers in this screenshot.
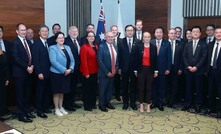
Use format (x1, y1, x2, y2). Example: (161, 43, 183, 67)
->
(166, 66, 179, 105)
(208, 68, 221, 111)
(82, 74, 97, 109)
(35, 77, 50, 113)
(152, 74, 166, 106)
(137, 66, 153, 104)
(185, 71, 203, 107)
(114, 73, 121, 97)
(14, 76, 32, 118)
(122, 71, 137, 105)
(64, 71, 81, 107)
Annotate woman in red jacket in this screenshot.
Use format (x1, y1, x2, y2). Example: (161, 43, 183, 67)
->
(80, 31, 98, 111)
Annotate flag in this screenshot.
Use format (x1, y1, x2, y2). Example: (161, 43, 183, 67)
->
(96, 0, 106, 41)
(117, 0, 125, 38)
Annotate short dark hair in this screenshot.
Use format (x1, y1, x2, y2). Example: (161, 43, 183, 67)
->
(86, 23, 94, 29)
(206, 24, 215, 29)
(0, 25, 3, 32)
(54, 31, 64, 40)
(39, 24, 49, 32)
(16, 23, 25, 30)
(124, 24, 135, 32)
(52, 23, 61, 30)
(191, 25, 201, 32)
(154, 26, 164, 33)
(85, 31, 96, 45)
(215, 26, 221, 30)
(175, 26, 182, 31)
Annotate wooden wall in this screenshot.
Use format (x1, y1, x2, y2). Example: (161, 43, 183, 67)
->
(0, 0, 44, 41)
(184, 17, 221, 38)
(136, 0, 170, 38)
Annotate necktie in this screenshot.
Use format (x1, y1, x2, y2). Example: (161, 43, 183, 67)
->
(110, 44, 116, 73)
(23, 39, 31, 66)
(171, 41, 174, 64)
(208, 37, 211, 44)
(157, 40, 160, 55)
(128, 39, 132, 53)
(73, 39, 79, 54)
(0, 41, 2, 50)
(193, 40, 197, 55)
(213, 42, 219, 69)
(45, 41, 48, 50)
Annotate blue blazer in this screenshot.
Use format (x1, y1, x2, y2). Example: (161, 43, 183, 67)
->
(150, 39, 172, 75)
(49, 44, 75, 74)
(97, 42, 118, 78)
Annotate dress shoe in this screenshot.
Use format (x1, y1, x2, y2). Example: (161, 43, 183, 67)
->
(167, 104, 175, 108)
(26, 113, 36, 118)
(130, 104, 138, 110)
(158, 106, 164, 111)
(116, 96, 121, 101)
(18, 117, 33, 123)
(99, 106, 108, 112)
(37, 112, 48, 119)
(122, 104, 129, 110)
(72, 102, 81, 109)
(204, 108, 214, 115)
(181, 105, 191, 111)
(84, 108, 92, 111)
(106, 104, 115, 109)
(217, 112, 221, 118)
(65, 106, 76, 112)
(150, 104, 157, 109)
(194, 106, 201, 113)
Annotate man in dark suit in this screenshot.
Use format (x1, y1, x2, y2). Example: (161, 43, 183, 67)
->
(175, 27, 184, 43)
(11, 23, 36, 123)
(31, 24, 51, 119)
(118, 25, 141, 110)
(202, 24, 215, 45)
(166, 28, 183, 108)
(47, 23, 61, 46)
(205, 26, 221, 118)
(110, 25, 122, 101)
(182, 26, 207, 113)
(150, 27, 172, 111)
(134, 19, 143, 40)
(0, 25, 12, 74)
(64, 26, 81, 111)
(97, 32, 117, 112)
(26, 28, 35, 44)
(80, 23, 101, 46)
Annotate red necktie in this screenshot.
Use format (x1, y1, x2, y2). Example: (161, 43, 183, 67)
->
(23, 39, 31, 66)
(110, 44, 115, 73)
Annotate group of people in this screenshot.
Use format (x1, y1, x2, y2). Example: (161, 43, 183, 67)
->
(0, 20, 221, 123)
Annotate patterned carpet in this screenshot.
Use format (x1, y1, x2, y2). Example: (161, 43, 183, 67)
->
(4, 101, 221, 134)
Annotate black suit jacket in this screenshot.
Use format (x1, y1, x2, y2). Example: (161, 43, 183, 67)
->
(2, 40, 12, 74)
(170, 40, 184, 72)
(134, 43, 158, 73)
(207, 41, 221, 77)
(183, 39, 207, 75)
(80, 35, 101, 46)
(11, 36, 32, 78)
(201, 36, 216, 46)
(133, 31, 143, 41)
(47, 35, 56, 46)
(118, 37, 141, 72)
(31, 38, 50, 78)
(65, 36, 80, 73)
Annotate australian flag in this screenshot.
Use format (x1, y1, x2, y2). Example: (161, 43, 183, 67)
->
(96, 1, 106, 41)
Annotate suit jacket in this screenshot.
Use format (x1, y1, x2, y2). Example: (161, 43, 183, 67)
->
(80, 35, 101, 46)
(97, 42, 118, 78)
(79, 44, 98, 76)
(133, 31, 143, 41)
(31, 38, 50, 78)
(134, 43, 158, 74)
(2, 40, 12, 74)
(118, 37, 141, 72)
(169, 40, 184, 72)
(49, 44, 75, 74)
(183, 39, 207, 75)
(65, 36, 80, 73)
(47, 36, 56, 46)
(150, 39, 172, 75)
(11, 36, 33, 78)
(113, 35, 122, 53)
(201, 36, 215, 46)
(207, 41, 221, 77)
